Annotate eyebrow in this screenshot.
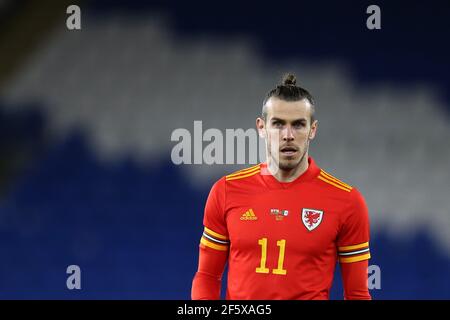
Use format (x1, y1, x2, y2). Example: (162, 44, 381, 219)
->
(271, 117, 307, 123)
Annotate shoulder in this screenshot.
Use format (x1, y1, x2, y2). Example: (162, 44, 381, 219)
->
(315, 168, 369, 220)
(208, 164, 262, 194)
(315, 168, 354, 195)
(314, 168, 367, 205)
(224, 164, 261, 181)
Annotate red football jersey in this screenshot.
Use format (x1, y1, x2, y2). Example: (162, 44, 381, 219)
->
(199, 157, 371, 300)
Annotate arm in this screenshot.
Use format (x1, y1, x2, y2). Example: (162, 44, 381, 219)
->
(191, 245, 228, 300)
(191, 178, 229, 300)
(341, 259, 371, 300)
(337, 188, 372, 300)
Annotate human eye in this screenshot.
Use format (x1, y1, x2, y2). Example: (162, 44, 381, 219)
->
(293, 121, 306, 129)
(271, 120, 283, 128)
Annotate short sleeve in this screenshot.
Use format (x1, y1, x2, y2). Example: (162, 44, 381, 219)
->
(337, 188, 371, 263)
(200, 177, 230, 251)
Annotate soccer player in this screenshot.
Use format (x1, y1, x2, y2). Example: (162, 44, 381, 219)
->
(191, 74, 371, 300)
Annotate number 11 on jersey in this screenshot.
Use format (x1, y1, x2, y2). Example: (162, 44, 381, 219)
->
(256, 238, 287, 275)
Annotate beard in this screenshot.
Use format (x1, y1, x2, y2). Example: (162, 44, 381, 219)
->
(268, 138, 310, 171)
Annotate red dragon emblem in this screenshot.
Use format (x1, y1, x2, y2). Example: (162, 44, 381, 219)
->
(302, 209, 324, 231)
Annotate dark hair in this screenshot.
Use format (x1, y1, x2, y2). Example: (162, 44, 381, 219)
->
(262, 73, 316, 122)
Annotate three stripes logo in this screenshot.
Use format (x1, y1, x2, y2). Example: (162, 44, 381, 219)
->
(317, 169, 353, 192)
(240, 209, 258, 221)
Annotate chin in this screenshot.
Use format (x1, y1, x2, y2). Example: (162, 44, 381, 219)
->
(278, 159, 301, 171)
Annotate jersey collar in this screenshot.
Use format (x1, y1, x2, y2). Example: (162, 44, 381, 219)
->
(260, 156, 321, 189)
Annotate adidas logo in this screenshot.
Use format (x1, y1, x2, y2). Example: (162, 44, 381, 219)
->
(240, 209, 258, 221)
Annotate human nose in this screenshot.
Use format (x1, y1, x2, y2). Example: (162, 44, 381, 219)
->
(282, 125, 295, 141)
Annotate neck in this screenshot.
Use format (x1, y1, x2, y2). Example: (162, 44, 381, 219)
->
(267, 153, 309, 183)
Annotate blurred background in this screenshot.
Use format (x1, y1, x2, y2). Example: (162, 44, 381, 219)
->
(1, 0, 450, 299)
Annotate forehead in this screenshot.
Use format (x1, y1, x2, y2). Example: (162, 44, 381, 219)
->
(265, 97, 312, 120)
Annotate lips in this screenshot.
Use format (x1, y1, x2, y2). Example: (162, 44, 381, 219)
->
(280, 146, 298, 156)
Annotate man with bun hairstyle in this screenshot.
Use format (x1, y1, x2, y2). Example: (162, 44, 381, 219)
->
(192, 74, 372, 300)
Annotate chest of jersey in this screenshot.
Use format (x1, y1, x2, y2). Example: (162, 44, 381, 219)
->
(225, 185, 344, 266)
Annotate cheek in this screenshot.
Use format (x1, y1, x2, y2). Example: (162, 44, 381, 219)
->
(267, 129, 281, 141)
(266, 131, 281, 151)
(295, 130, 309, 140)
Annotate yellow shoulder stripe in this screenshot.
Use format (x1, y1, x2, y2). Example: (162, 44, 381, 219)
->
(204, 227, 228, 240)
(318, 175, 352, 192)
(226, 164, 261, 178)
(226, 169, 260, 181)
(200, 237, 229, 251)
(320, 170, 352, 189)
(339, 253, 371, 263)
